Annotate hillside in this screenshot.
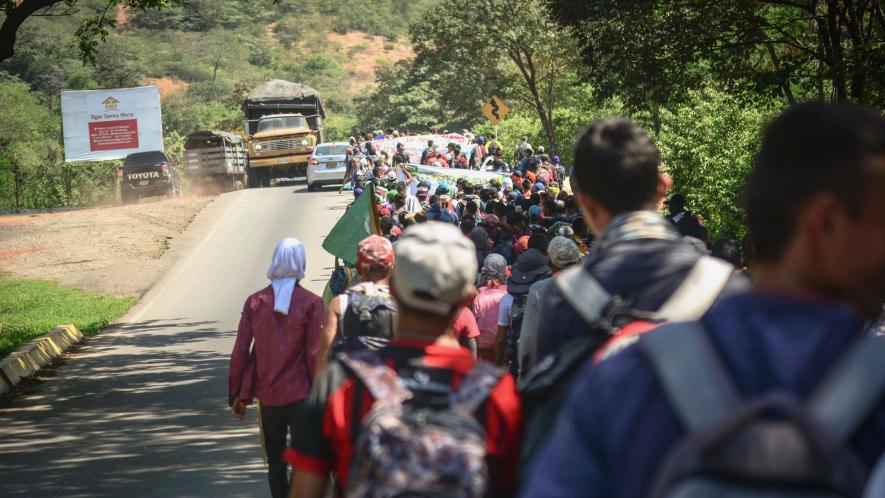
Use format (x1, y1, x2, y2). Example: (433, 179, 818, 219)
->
(0, 0, 433, 139)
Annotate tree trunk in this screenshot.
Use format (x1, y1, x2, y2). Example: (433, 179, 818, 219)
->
(826, 0, 848, 101)
(65, 170, 72, 207)
(12, 159, 21, 213)
(652, 106, 661, 138)
(0, 0, 62, 63)
(510, 49, 558, 156)
(765, 42, 797, 105)
(843, 1, 867, 103)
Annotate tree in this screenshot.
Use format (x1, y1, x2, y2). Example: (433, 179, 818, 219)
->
(92, 37, 142, 88)
(0, 0, 179, 65)
(549, 1, 885, 110)
(0, 22, 88, 107)
(0, 73, 61, 210)
(656, 87, 775, 239)
(202, 29, 246, 81)
(413, 0, 578, 153)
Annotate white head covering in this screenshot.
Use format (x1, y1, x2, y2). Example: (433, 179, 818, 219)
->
(266, 238, 306, 314)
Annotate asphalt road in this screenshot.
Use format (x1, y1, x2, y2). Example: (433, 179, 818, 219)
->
(0, 185, 352, 497)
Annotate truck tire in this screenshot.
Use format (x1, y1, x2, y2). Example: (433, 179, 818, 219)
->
(252, 168, 269, 188)
(295, 163, 307, 178)
(232, 179, 244, 191)
(247, 168, 259, 188)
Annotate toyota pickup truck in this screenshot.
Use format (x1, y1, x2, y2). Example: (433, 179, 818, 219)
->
(121, 150, 182, 204)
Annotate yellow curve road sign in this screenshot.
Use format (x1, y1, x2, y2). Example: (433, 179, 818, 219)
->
(482, 95, 510, 125)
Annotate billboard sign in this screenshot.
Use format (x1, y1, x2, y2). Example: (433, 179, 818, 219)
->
(61, 86, 164, 162)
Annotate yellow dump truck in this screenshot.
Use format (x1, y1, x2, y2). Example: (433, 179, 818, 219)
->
(242, 80, 326, 188)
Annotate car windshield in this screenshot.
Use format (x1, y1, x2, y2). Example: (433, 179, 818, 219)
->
(124, 151, 167, 167)
(257, 116, 307, 133)
(314, 144, 348, 156)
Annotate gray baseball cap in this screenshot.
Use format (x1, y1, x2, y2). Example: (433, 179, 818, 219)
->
(392, 222, 478, 315)
(548, 236, 582, 268)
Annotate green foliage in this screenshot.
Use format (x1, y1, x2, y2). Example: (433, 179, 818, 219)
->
(92, 37, 144, 88)
(411, 0, 578, 152)
(325, 113, 358, 142)
(161, 60, 212, 82)
(549, 1, 885, 109)
(71, 1, 181, 64)
(188, 79, 235, 102)
(0, 0, 440, 210)
(161, 92, 242, 138)
(314, 0, 438, 39)
(470, 82, 622, 168)
(0, 275, 136, 358)
(357, 62, 444, 133)
(657, 87, 777, 240)
(0, 73, 121, 210)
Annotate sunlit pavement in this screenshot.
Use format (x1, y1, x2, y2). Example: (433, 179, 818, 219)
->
(0, 185, 350, 497)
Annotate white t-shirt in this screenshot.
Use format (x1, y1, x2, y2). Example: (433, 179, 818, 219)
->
(497, 293, 514, 327)
(406, 177, 419, 197)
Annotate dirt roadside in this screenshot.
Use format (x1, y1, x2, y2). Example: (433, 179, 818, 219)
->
(0, 196, 214, 297)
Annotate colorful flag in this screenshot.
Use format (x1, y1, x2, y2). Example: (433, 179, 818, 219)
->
(322, 183, 379, 266)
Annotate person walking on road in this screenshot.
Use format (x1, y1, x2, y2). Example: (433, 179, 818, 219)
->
(315, 235, 397, 374)
(228, 238, 324, 498)
(523, 102, 885, 498)
(288, 222, 523, 498)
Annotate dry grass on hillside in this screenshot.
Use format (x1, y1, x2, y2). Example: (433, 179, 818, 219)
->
(326, 32, 413, 93)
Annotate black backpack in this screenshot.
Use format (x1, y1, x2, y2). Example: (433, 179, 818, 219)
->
(640, 322, 885, 498)
(506, 293, 529, 377)
(518, 256, 736, 480)
(332, 283, 397, 354)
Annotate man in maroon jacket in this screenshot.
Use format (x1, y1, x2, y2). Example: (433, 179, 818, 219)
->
(228, 237, 324, 498)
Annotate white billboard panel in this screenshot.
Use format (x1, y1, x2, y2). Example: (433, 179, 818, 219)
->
(61, 86, 164, 162)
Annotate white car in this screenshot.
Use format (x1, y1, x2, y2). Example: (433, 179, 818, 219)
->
(306, 142, 350, 191)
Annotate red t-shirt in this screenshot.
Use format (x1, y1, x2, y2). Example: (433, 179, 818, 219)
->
(453, 307, 481, 341)
(288, 339, 523, 495)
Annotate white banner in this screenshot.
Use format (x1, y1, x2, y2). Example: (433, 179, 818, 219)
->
(373, 134, 476, 164)
(405, 163, 509, 184)
(61, 86, 164, 162)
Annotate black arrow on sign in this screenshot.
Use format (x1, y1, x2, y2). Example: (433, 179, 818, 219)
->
(489, 98, 500, 121)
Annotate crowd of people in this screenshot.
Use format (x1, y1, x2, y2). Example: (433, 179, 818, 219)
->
(341, 128, 570, 176)
(229, 102, 885, 498)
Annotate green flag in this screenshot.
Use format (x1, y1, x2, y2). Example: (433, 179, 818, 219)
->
(322, 183, 379, 266)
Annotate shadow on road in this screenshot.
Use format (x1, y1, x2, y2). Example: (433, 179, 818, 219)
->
(0, 318, 268, 498)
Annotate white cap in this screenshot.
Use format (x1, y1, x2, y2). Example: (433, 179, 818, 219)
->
(392, 222, 477, 315)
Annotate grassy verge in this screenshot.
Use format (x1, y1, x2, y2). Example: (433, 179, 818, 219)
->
(0, 275, 136, 358)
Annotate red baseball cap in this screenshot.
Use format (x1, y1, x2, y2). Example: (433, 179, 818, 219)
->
(357, 235, 394, 270)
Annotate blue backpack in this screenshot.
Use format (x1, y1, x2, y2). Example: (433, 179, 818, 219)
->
(641, 323, 885, 498)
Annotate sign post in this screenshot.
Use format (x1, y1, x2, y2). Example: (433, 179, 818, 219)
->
(482, 96, 509, 152)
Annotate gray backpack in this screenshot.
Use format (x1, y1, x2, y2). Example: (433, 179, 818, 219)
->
(640, 323, 885, 498)
(519, 256, 736, 478)
(338, 353, 505, 498)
